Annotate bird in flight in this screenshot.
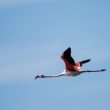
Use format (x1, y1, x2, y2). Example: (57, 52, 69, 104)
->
(35, 47, 106, 79)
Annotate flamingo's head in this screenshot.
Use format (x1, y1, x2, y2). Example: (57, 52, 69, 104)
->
(35, 75, 45, 79)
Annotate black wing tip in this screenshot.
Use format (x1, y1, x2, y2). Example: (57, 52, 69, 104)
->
(86, 59, 91, 62)
(64, 47, 71, 53)
(101, 69, 106, 72)
(66, 47, 71, 51)
(68, 47, 71, 50)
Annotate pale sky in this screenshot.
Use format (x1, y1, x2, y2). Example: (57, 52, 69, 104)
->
(0, 0, 110, 110)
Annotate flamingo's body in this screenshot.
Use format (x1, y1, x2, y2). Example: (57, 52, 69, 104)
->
(35, 47, 106, 79)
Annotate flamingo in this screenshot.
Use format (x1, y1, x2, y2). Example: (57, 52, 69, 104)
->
(35, 47, 106, 79)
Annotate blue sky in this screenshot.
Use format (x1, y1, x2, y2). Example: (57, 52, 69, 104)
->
(0, 0, 110, 110)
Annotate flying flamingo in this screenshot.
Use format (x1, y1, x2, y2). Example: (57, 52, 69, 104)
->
(35, 47, 106, 79)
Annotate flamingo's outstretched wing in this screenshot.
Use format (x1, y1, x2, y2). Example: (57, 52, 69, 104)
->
(63, 47, 76, 65)
(61, 47, 76, 71)
(80, 59, 91, 67)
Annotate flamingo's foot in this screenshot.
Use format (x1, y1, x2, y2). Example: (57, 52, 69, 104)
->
(101, 69, 106, 72)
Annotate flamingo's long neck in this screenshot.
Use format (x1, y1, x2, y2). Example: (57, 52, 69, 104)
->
(35, 71, 66, 79)
(43, 72, 66, 78)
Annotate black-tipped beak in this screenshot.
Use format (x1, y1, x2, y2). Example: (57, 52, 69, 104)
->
(35, 75, 40, 79)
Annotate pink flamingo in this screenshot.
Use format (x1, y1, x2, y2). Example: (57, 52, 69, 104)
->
(35, 47, 106, 79)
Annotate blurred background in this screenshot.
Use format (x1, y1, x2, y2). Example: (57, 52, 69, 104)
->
(0, 0, 110, 110)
